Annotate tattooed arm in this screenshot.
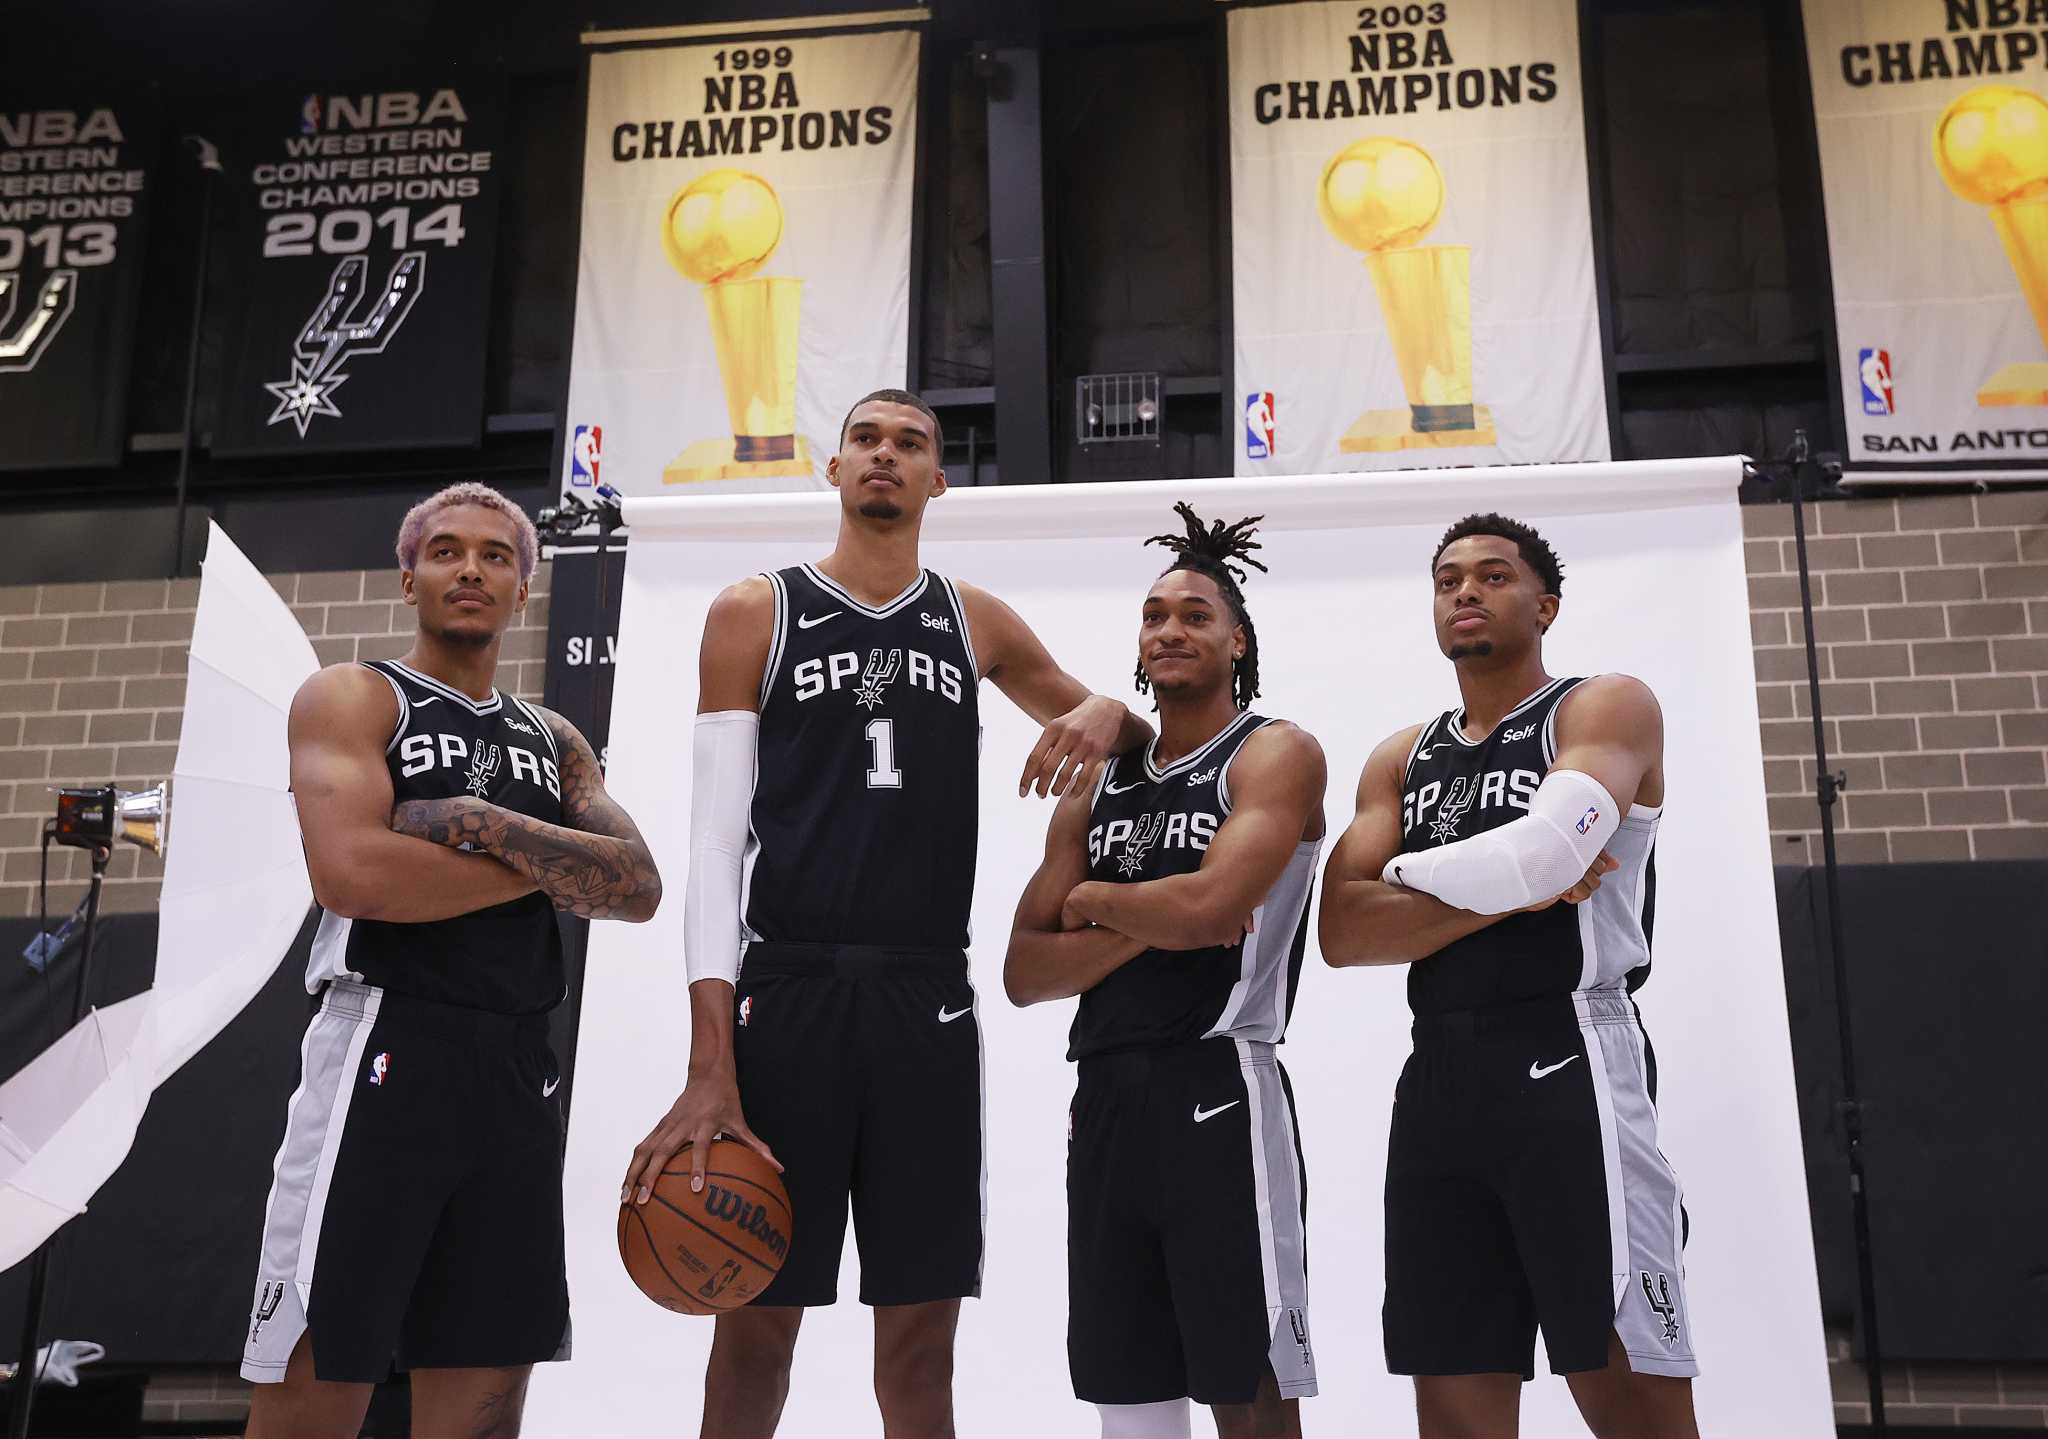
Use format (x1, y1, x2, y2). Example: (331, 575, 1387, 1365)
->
(390, 709, 663, 922)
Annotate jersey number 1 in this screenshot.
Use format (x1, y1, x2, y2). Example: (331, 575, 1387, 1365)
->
(866, 718, 903, 789)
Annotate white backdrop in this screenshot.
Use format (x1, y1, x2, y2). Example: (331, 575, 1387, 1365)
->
(528, 460, 1834, 1437)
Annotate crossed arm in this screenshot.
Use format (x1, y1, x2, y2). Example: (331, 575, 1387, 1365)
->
(1005, 724, 1326, 1005)
(389, 708, 663, 922)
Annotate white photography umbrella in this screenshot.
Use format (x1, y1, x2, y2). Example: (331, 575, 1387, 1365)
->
(0, 521, 318, 1272)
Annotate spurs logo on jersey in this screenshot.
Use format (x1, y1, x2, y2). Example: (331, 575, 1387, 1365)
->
(745, 565, 981, 948)
(396, 729, 559, 801)
(854, 647, 902, 710)
(1068, 711, 1323, 1061)
(1398, 676, 1663, 1014)
(1089, 807, 1220, 870)
(792, 643, 965, 707)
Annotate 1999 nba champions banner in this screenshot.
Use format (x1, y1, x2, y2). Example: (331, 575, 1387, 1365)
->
(1803, 1, 2048, 479)
(1227, 0, 1609, 475)
(560, 18, 921, 501)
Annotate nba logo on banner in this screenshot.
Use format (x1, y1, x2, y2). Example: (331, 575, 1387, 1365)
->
(1245, 392, 1275, 459)
(1858, 349, 1894, 416)
(570, 424, 603, 487)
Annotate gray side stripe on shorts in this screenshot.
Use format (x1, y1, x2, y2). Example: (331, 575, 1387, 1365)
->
(1236, 1039, 1318, 1398)
(1574, 989, 1699, 1378)
(241, 984, 382, 1381)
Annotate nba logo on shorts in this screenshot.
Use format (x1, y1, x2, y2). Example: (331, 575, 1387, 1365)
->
(570, 424, 603, 488)
(368, 1052, 389, 1086)
(1244, 392, 1275, 459)
(1858, 349, 1894, 416)
(738, 996, 752, 1028)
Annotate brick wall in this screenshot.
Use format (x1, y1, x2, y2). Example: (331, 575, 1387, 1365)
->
(1745, 490, 2048, 866)
(0, 564, 550, 920)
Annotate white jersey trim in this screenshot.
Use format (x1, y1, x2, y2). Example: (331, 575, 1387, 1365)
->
(1444, 675, 1570, 750)
(759, 570, 789, 711)
(801, 562, 930, 618)
(1142, 710, 1258, 784)
(364, 663, 410, 755)
(388, 659, 503, 715)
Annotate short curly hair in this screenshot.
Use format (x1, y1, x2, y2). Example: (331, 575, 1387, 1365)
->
(395, 482, 539, 580)
(1431, 512, 1564, 596)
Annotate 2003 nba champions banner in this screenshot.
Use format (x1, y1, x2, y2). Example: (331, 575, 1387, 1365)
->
(0, 98, 153, 471)
(1226, 1, 1609, 475)
(213, 78, 504, 457)
(560, 13, 921, 501)
(1803, 1, 2048, 480)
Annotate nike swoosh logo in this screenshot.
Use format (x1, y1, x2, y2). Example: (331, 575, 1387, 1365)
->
(1415, 745, 1436, 760)
(797, 611, 842, 629)
(1529, 1056, 1580, 1080)
(1103, 780, 1145, 796)
(542, 1077, 561, 1097)
(937, 1005, 972, 1023)
(1192, 1100, 1240, 1123)
(412, 695, 441, 708)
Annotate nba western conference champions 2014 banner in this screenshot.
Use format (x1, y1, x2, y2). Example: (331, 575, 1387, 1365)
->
(1226, 1, 1610, 475)
(213, 80, 503, 457)
(560, 14, 921, 501)
(1803, 1, 2048, 480)
(0, 99, 153, 471)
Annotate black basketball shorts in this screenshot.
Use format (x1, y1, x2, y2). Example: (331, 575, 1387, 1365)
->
(1067, 1038, 1317, 1407)
(241, 980, 570, 1384)
(1383, 988, 1698, 1380)
(731, 942, 984, 1307)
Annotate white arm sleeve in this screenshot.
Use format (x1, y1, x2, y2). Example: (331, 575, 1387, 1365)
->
(683, 710, 760, 987)
(1380, 768, 1621, 916)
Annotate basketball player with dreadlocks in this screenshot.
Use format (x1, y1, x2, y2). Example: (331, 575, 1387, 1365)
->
(621, 390, 1153, 1439)
(1007, 505, 1327, 1439)
(1320, 514, 1698, 1439)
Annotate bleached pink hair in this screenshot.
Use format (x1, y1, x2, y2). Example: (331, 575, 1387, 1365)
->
(394, 481, 539, 580)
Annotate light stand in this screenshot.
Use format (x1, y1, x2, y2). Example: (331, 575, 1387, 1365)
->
(1764, 431, 1888, 1433)
(7, 786, 166, 1438)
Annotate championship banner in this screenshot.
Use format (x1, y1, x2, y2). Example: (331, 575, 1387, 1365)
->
(212, 79, 503, 457)
(560, 17, 921, 502)
(1803, 1, 2048, 480)
(0, 100, 153, 471)
(1226, 1, 1610, 475)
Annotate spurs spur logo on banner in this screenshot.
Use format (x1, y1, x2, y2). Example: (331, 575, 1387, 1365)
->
(263, 252, 427, 436)
(0, 270, 78, 372)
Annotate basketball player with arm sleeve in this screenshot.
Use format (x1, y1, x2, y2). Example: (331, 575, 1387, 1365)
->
(620, 390, 1154, 1439)
(1007, 507, 1326, 1439)
(1318, 514, 1700, 1439)
(242, 484, 662, 1439)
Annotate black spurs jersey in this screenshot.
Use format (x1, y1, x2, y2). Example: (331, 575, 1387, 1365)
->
(1068, 712, 1321, 1061)
(1398, 676, 1660, 1015)
(306, 660, 567, 1015)
(743, 564, 980, 950)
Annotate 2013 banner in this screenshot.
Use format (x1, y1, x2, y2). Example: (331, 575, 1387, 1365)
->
(560, 16, 921, 501)
(1803, 0, 2048, 480)
(0, 99, 153, 471)
(1226, 0, 1610, 475)
(212, 79, 503, 457)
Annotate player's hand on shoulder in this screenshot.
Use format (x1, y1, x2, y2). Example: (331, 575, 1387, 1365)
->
(1019, 693, 1126, 800)
(623, 1068, 780, 1206)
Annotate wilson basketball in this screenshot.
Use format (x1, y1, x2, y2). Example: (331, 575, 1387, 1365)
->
(617, 1138, 792, 1315)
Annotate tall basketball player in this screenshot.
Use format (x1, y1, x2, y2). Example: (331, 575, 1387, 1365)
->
(1319, 514, 1699, 1439)
(621, 390, 1154, 1439)
(1007, 506, 1326, 1439)
(243, 483, 662, 1439)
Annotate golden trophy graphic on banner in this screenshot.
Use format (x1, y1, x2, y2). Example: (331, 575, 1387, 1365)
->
(661, 168, 813, 484)
(1935, 84, 2048, 407)
(1318, 137, 1495, 451)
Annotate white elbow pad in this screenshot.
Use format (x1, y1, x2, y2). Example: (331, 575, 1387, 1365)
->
(1381, 768, 1621, 915)
(684, 711, 759, 986)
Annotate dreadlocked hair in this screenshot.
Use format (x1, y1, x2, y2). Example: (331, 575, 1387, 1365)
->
(1135, 501, 1267, 710)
